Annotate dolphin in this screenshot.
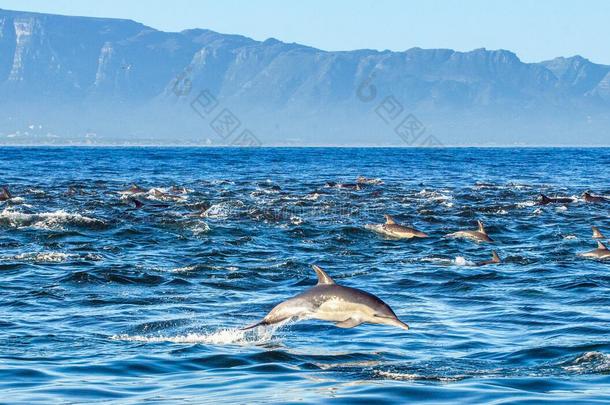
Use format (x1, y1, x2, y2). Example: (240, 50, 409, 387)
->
(149, 188, 184, 201)
(367, 215, 428, 239)
(475, 251, 501, 266)
(592, 226, 605, 239)
(446, 220, 493, 243)
(120, 184, 147, 195)
(537, 194, 574, 205)
(242, 265, 409, 331)
(356, 176, 384, 185)
(325, 181, 362, 191)
(0, 186, 12, 201)
(583, 191, 609, 203)
(579, 241, 610, 260)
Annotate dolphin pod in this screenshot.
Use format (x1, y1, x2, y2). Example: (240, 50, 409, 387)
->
(243, 265, 409, 331)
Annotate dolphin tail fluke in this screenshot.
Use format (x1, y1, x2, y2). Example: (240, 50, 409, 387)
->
(592, 226, 605, 239)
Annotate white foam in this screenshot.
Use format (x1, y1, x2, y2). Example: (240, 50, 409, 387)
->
(453, 256, 475, 266)
(11, 252, 73, 262)
(418, 256, 453, 265)
(304, 193, 320, 201)
(517, 201, 536, 208)
(171, 265, 198, 273)
(111, 322, 287, 346)
(290, 216, 303, 225)
(563, 351, 610, 374)
(0, 208, 104, 230)
(191, 221, 210, 235)
(202, 201, 244, 218)
(374, 370, 462, 382)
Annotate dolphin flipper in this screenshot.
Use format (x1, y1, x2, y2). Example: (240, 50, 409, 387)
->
(335, 318, 362, 328)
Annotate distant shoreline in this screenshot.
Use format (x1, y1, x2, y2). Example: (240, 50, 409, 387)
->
(0, 144, 609, 149)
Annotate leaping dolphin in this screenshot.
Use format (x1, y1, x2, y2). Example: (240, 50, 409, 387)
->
(366, 215, 428, 239)
(592, 226, 605, 239)
(446, 220, 493, 243)
(579, 241, 610, 260)
(242, 265, 409, 331)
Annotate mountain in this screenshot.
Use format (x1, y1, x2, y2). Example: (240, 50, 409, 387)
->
(1, 8, 609, 145)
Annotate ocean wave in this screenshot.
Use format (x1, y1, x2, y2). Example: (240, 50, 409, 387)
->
(111, 322, 287, 346)
(0, 208, 105, 230)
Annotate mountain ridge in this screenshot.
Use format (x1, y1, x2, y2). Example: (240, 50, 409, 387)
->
(1, 8, 608, 145)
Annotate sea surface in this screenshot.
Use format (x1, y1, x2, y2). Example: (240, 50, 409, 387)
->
(1, 147, 609, 404)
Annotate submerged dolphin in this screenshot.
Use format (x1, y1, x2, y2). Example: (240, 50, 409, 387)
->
(367, 215, 428, 239)
(592, 226, 605, 239)
(579, 241, 610, 260)
(446, 220, 493, 243)
(243, 265, 409, 331)
(475, 251, 501, 266)
(583, 192, 609, 203)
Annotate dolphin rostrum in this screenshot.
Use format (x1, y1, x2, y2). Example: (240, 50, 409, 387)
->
(367, 215, 428, 239)
(475, 251, 501, 266)
(592, 226, 605, 239)
(243, 265, 409, 331)
(579, 241, 610, 260)
(446, 220, 493, 243)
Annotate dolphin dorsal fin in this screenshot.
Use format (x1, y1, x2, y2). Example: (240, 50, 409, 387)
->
(477, 220, 486, 233)
(384, 215, 395, 225)
(312, 265, 335, 285)
(491, 251, 500, 263)
(592, 226, 605, 239)
(597, 241, 608, 250)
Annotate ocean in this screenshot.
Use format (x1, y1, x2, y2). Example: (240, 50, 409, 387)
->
(1, 147, 609, 403)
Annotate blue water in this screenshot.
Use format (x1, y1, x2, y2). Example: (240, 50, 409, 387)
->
(1, 147, 609, 403)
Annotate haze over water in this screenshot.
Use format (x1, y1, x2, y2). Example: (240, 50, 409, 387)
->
(1, 147, 609, 403)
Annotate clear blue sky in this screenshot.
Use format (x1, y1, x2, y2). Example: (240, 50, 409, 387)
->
(2, 0, 609, 64)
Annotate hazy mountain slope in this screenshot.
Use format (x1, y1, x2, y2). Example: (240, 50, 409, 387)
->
(0, 8, 608, 145)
